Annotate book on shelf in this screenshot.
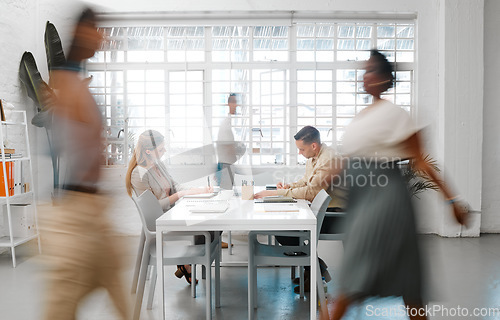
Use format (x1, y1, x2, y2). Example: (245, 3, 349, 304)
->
(1, 153, 22, 158)
(1, 148, 15, 154)
(0, 162, 14, 196)
(0, 161, 26, 196)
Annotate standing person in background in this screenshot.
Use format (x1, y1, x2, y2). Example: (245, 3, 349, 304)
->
(329, 49, 468, 320)
(216, 93, 239, 190)
(215, 93, 241, 249)
(41, 8, 130, 320)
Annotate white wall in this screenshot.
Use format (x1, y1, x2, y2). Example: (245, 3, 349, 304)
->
(0, 0, 488, 236)
(481, 0, 500, 233)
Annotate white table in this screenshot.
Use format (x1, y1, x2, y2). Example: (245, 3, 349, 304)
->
(156, 195, 318, 319)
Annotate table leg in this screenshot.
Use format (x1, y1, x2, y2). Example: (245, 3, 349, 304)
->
(310, 226, 317, 320)
(157, 230, 165, 320)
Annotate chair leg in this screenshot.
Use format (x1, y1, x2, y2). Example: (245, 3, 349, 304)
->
(131, 230, 145, 293)
(317, 258, 328, 319)
(192, 264, 196, 298)
(202, 265, 206, 279)
(248, 234, 255, 320)
(133, 248, 151, 320)
(146, 265, 157, 310)
(215, 239, 221, 308)
(291, 266, 296, 279)
(299, 266, 304, 298)
(228, 231, 233, 255)
(206, 260, 212, 320)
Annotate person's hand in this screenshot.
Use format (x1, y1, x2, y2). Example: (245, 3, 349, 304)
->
(186, 187, 213, 195)
(276, 182, 290, 189)
(451, 200, 470, 226)
(254, 190, 278, 199)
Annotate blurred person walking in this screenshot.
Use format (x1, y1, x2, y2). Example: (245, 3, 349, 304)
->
(328, 50, 468, 320)
(41, 8, 130, 320)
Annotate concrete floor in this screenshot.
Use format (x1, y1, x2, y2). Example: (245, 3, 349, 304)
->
(1, 233, 499, 320)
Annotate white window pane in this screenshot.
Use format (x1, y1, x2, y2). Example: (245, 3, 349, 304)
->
(316, 106, 332, 117)
(317, 25, 335, 37)
(170, 94, 185, 105)
(297, 51, 315, 61)
(169, 82, 185, 94)
(146, 82, 164, 93)
(146, 94, 164, 105)
(186, 51, 204, 61)
(255, 51, 288, 61)
(297, 25, 315, 37)
(337, 93, 355, 104)
(127, 51, 164, 62)
(397, 25, 414, 38)
(316, 82, 332, 93)
(127, 70, 144, 81)
(396, 52, 414, 62)
(337, 82, 356, 92)
(337, 106, 356, 116)
(356, 26, 372, 38)
(146, 70, 164, 81)
(298, 70, 315, 81)
(297, 82, 315, 93)
(395, 94, 411, 105)
(186, 82, 203, 94)
(127, 82, 144, 94)
(213, 51, 230, 61)
(316, 39, 334, 50)
(337, 70, 356, 81)
(297, 39, 315, 50)
(146, 106, 165, 118)
(377, 25, 395, 37)
(298, 93, 315, 105)
(316, 93, 332, 105)
(338, 25, 355, 38)
(396, 71, 412, 81)
(127, 94, 145, 106)
(316, 51, 334, 62)
(187, 71, 203, 81)
(377, 39, 395, 50)
(167, 51, 185, 62)
(395, 81, 411, 93)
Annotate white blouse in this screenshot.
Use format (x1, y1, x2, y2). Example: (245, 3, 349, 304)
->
(341, 99, 417, 160)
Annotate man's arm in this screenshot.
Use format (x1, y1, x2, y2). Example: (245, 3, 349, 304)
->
(276, 156, 341, 202)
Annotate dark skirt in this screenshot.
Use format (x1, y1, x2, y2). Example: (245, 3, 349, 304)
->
(338, 160, 422, 302)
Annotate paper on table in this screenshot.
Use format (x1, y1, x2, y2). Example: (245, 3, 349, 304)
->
(263, 204, 299, 212)
(183, 193, 216, 198)
(185, 200, 229, 213)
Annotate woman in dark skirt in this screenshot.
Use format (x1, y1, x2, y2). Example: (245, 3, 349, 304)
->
(329, 50, 468, 320)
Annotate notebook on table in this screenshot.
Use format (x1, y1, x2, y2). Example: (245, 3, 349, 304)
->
(254, 196, 297, 203)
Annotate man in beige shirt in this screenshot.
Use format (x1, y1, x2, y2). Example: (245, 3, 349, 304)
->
(254, 125, 346, 293)
(254, 125, 347, 209)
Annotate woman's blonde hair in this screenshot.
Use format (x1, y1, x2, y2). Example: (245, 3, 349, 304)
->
(125, 130, 165, 197)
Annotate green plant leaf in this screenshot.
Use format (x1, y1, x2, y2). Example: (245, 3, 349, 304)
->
(45, 21, 66, 87)
(402, 155, 441, 198)
(19, 52, 44, 111)
(19, 52, 57, 117)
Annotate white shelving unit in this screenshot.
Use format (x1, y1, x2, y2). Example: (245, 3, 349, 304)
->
(0, 110, 41, 267)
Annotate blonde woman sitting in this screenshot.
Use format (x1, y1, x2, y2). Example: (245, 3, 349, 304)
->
(126, 129, 213, 284)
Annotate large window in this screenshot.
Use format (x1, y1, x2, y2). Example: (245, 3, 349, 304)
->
(88, 19, 415, 166)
